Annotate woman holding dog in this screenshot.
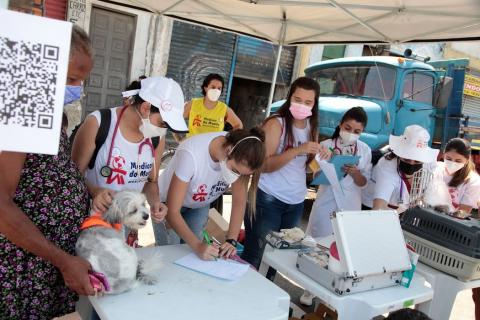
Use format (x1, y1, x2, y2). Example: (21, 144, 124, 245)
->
(0, 26, 95, 319)
(153, 128, 266, 260)
(72, 76, 188, 245)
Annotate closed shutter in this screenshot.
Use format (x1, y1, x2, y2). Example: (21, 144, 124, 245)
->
(234, 37, 296, 85)
(166, 21, 236, 102)
(463, 95, 480, 120)
(44, 0, 67, 20)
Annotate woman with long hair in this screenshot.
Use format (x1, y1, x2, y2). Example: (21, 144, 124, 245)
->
(242, 77, 329, 269)
(153, 128, 266, 260)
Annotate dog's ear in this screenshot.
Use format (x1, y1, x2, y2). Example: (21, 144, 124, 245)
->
(103, 191, 130, 224)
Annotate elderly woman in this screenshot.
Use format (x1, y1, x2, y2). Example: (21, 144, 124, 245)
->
(0, 26, 95, 319)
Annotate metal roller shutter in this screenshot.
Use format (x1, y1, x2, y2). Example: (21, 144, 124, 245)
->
(234, 36, 296, 85)
(44, 0, 67, 20)
(166, 21, 236, 102)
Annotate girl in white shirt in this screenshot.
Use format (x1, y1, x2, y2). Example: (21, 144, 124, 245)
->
(153, 128, 265, 260)
(241, 77, 330, 269)
(434, 138, 480, 213)
(306, 107, 371, 238)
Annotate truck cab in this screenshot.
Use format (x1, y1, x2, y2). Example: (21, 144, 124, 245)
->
(271, 56, 448, 150)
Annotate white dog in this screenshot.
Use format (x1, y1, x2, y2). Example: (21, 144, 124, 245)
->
(76, 190, 159, 294)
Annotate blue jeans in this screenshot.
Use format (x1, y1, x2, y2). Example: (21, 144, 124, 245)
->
(241, 188, 304, 269)
(153, 206, 210, 245)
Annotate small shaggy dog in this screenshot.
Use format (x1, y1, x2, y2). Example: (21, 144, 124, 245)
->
(76, 190, 158, 294)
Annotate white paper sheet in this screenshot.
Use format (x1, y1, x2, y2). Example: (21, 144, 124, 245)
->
(174, 253, 249, 281)
(318, 160, 343, 194)
(0, 9, 72, 155)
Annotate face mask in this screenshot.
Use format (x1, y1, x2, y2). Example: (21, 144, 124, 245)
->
(64, 85, 82, 105)
(137, 110, 167, 139)
(289, 102, 312, 120)
(339, 130, 359, 145)
(399, 159, 423, 176)
(219, 158, 240, 184)
(207, 89, 221, 102)
(444, 160, 465, 174)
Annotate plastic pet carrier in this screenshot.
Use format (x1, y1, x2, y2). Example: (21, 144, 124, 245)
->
(401, 206, 480, 281)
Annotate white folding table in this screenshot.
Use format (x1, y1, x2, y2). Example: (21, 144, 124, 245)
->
(416, 262, 480, 320)
(260, 245, 434, 320)
(85, 244, 290, 320)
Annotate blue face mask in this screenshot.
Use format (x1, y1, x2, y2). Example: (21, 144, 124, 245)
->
(64, 85, 82, 105)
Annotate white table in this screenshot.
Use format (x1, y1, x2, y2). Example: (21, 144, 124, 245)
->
(416, 262, 480, 320)
(260, 245, 434, 320)
(86, 244, 290, 320)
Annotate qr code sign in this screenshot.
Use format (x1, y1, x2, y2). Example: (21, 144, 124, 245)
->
(0, 37, 59, 129)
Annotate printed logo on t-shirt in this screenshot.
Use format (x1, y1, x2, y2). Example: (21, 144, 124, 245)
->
(192, 115, 202, 127)
(209, 180, 229, 200)
(448, 186, 459, 208)
(106, 155, 127, 185)
(192, 184, 208, 202)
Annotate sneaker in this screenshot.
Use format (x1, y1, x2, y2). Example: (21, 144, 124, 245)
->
(300, 290, 314, 306)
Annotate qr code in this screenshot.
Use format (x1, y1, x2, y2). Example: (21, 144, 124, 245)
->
(0, 37, 59, 129)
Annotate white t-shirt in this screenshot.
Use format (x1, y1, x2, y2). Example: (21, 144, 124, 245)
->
(158, 131, 229, 209)
(435, 162, 480, 209)
(259, 117, 311, 205)
(85, 107, 155, 192)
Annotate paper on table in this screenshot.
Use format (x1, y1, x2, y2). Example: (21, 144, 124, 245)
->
(174, 253, 249, 281)
(0, 9, 71, 155)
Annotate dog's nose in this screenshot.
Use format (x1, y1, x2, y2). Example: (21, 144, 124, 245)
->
(143, 213, 149, 221)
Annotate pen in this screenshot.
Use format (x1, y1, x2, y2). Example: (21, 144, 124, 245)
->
(211, 236, 222, 246)
(202, 230, 218, 261)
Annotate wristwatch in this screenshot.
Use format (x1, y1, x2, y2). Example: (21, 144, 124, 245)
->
(225, 239, 238, 247)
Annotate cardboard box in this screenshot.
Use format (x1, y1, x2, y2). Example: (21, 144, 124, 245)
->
(205, 208, 229, 243)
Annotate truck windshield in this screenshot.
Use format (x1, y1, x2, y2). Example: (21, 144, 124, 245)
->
(311, 65, 396, 100)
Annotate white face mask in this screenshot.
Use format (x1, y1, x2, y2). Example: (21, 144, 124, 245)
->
(137, 110, 167, 139)
(219, 158, 240, 185)
(339, 130, 359, 145)
(444, 160, 465, 174)
(207, 88, 221, 102)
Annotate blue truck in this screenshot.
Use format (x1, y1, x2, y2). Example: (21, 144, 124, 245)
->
(271, 53, 470, 151)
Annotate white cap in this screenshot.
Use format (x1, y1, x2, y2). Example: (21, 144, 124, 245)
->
(139, 77, 188, 132)
(389, 125, 439, 163)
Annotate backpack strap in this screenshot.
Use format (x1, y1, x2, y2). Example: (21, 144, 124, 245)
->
(88, 108, 112, 170)
(151, 136, 160, 150)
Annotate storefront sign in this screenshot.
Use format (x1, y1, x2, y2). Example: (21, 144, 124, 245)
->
(464, 74, 480, 98)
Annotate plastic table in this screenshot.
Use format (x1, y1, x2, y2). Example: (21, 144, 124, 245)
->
(260, 245, 434, 320)
(85, 244, 290, 320)
(416, 262, 480, 320)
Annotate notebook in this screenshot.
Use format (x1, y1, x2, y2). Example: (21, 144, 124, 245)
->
(174, 253, 249, 281)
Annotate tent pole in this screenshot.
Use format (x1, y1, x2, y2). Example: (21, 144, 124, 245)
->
(266, 17, 287, 117)
(266, 44, 283, 116)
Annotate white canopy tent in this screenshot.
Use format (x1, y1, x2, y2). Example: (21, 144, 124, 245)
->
(124, 0, 480, 112)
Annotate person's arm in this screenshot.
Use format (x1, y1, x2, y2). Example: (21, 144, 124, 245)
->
(144, 137, 167, 223)
(218, 176, 248, 258)
(225, 107, 243, 130)
(262, 118, 319, 173)
(183, 101, 192, 119)
(0, 152, 94, 296)
(372, 198, 389, 210)
(166, 175, 219, 260)
(71, 114, 114, 212)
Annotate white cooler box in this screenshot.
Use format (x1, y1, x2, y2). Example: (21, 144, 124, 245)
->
(296, 210, 412, 295)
